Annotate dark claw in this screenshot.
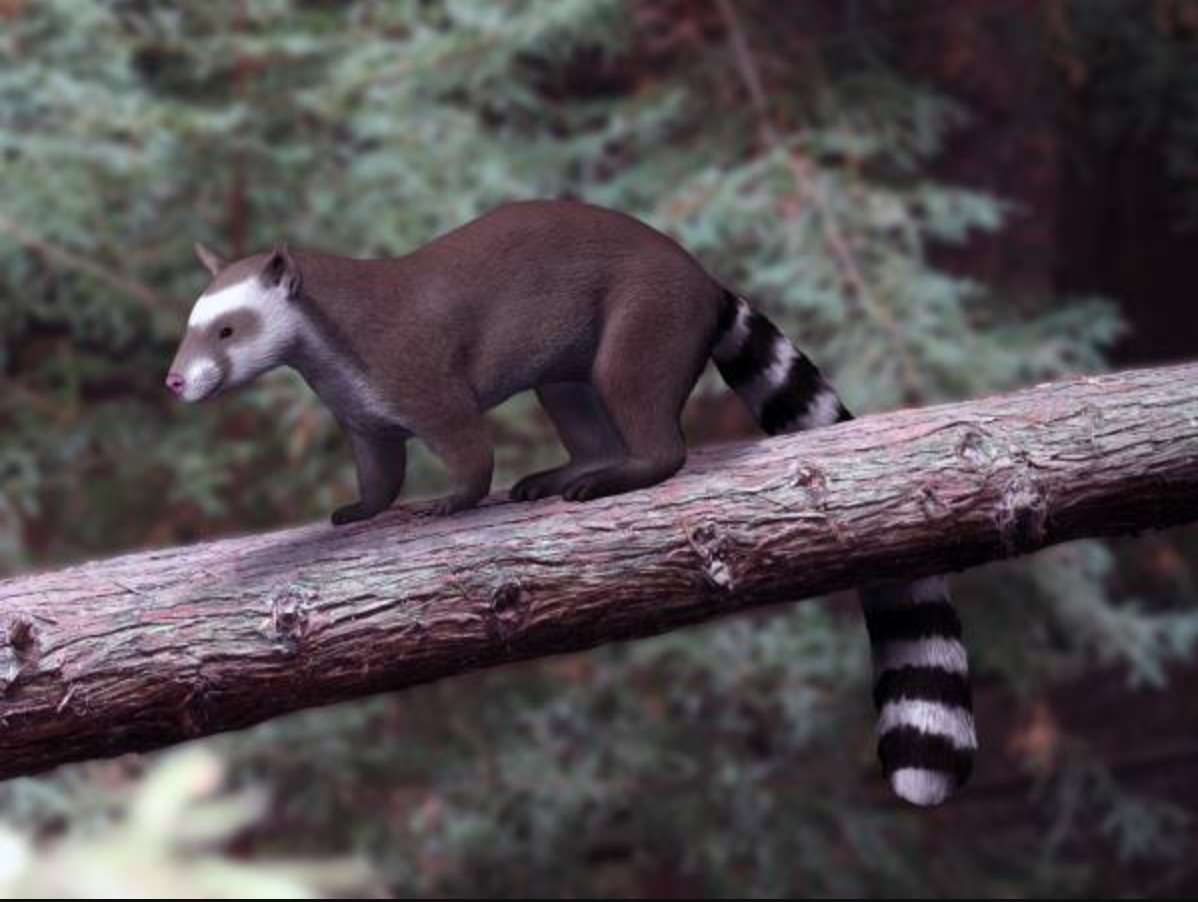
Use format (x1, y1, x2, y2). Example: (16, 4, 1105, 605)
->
(331, 502, 380, 526)
(431, 493, 480, 517)
(510, 475, 555, 502)
(562, 476, 599, 502)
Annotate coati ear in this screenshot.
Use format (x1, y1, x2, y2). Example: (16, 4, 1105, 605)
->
(262, 242, 302, 299)
(194, 242, 226, 276)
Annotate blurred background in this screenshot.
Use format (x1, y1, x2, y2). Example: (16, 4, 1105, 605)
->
(1, 0, 1197, 896)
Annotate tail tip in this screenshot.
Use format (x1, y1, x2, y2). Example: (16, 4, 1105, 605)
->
(889, 767, 959, 807)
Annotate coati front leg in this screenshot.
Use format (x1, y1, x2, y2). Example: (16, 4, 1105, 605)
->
(332, 430, 408, 525)
(422, 413, 494, 516)
(511, 383, 625, 501)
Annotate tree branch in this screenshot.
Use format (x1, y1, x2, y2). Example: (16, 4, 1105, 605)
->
(0, 212, 167, 308)
(1, 364, 1196, 779)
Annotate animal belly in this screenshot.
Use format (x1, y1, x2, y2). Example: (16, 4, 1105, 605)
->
(472, 328, 598, 410)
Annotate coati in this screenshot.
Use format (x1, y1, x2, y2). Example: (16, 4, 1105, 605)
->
(167, 199, 976, 806)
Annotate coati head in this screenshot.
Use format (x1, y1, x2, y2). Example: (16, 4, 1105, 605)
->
(166, 243, 304, 402)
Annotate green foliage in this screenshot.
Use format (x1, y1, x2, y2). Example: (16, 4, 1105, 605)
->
(1, 0, 1195, 896)
(1031, 543, 1198, 688)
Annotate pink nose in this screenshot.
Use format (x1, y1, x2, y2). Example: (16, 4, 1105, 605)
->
(165, 373, 185, 395)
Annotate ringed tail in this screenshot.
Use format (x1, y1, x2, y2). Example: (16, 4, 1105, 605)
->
(710, 290, 977, 806)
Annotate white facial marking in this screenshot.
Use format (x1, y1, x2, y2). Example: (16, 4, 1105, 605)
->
(184, 274, 302, 389)
(189, 277, 277, 328)
(182, 358, 221, 403)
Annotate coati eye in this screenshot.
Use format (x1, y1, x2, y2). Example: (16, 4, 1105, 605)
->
(219, 326, 234, 340)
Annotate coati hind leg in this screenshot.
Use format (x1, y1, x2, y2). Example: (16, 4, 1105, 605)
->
(332, 431, 408, 525)
(511, 382, 626, 501)
(559, 295, 714, 502)
(560, 398, 685, 501)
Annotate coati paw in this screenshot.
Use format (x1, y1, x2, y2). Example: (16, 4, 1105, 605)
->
(430, 492, 481, 517)
(510, 471, 563, 501)
(562, 474, 605, 502)
(331, 502, 380, 526)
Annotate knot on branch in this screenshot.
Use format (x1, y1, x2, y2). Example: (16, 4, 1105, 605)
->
(485, 579, 527, 641)
(790, 461, 829, 508)
(1, 615, 40, 695)
(997, 472, 1048, 552)
(267, 583, 315, 651)
(179, 679, 217, 738)
(918, 483, 951, 521)
(956, 429, 997, 469)
(1081, 402, 1106, 447)
(687, 521, 736, 591)
(7, 617, 35, 655)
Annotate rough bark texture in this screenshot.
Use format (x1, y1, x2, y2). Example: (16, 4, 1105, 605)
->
(1, 363, 1196, 780)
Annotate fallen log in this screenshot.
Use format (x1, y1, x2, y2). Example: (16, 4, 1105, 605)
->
(1, 363, 1196, 779)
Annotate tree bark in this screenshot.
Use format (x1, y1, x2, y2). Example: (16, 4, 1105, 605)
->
(1, 364, 1196, 780)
